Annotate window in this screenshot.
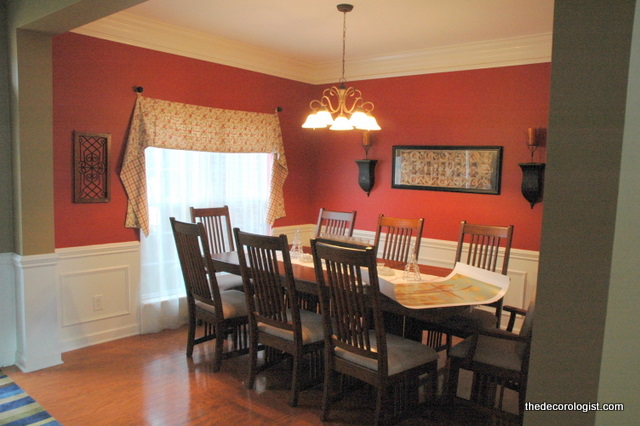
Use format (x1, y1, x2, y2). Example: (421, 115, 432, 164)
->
(139, 147, 271, 332)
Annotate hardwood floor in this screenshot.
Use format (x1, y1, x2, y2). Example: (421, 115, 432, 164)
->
(3, 326, 519, 425)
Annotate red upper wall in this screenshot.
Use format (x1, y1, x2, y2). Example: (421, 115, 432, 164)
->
(279, 64, 551, 251)
(53, 32, 549, 251)
(53, 33, 315, 248)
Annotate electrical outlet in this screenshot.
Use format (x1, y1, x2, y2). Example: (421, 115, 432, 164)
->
(92, 294, 103, 311)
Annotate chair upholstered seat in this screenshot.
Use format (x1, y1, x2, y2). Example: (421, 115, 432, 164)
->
(215, 272, 245, 292)
(438, 307, 498, 334)
(258, 309, 324, 344)
(335, 331, 438, 376)
(195, 289, 247, 319)
(449, 333, 525, 372)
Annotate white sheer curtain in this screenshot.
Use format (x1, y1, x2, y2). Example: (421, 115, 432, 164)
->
(139, 147, 271, 333)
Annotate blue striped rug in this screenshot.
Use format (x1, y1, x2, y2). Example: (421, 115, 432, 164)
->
(0, 371, 60, 425)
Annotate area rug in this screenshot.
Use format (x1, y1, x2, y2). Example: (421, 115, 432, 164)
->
(0, 371, 61, 425)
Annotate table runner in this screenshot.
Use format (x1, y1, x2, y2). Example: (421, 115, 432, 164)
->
(285, 255, 509, 310)
(376, 262, 509, 309)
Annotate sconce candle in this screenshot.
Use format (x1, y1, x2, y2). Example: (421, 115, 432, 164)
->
(519, 127, 546, 208)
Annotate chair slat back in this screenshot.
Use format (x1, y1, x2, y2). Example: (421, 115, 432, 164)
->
(455, 221, 514, 275)
(190, 206, 234, 253)
(373, 214, 424, 263)
(170, 217, 223, 316)
(312, 240, 388, 374)
(315, 208, 357, 238)
(234, 229, 299, 333)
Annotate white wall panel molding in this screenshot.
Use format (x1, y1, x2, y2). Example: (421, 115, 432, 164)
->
(73, 12, 552, 84)
(60, 266, 132, 327)
(56, 241, 140, 352)
(56, 240, 140, 259)
(13, 252, 62, 372)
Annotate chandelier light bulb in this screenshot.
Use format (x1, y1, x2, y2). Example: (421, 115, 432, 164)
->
(329, 114, 353, 131)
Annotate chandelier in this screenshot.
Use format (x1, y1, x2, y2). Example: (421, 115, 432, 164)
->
(302, 4, 381, 131)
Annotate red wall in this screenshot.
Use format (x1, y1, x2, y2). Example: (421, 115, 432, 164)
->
(53, 32, 549, 251)
(284, 65, 551, 251)
(53, 33, 315, 248)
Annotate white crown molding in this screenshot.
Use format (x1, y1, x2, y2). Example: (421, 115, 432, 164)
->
(72, 12, 552, 84)
(71, 12, 315, 83)
(320, 33, 553, 84)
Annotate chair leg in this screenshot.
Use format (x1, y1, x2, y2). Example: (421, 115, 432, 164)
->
(320, 363, 334, 421)
(446, 359, 461, 403)
(429, 361, 439, 401)
(373, 387, 384, 426)
(289, 352, 301, 407)
(247, 330, 259, 389)
(186, 313, 196, 357)
(212, 326, 224, 373)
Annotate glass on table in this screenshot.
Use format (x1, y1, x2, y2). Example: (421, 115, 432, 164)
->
(403, 252, 421, 281)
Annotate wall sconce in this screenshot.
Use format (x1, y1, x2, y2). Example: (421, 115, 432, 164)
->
(355, 131, 377, 196)
(519, 127, 546, 208)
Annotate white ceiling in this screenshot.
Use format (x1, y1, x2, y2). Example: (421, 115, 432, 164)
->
(74, 0, 555, 84)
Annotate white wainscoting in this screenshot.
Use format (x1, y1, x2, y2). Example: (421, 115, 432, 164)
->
(273, 224, 539, 325)
(14, 252, 62, 372)
(5, 227, 535, 369)
(56, 241, 141, 352)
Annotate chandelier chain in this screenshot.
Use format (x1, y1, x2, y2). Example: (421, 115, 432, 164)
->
(340, 9, 347, 84)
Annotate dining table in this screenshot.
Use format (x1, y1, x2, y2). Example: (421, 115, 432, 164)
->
(210, 249, 481, 340)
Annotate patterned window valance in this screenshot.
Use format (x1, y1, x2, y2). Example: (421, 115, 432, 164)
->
(120, 95, 287, 235)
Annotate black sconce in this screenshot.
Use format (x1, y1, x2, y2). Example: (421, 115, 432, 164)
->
(355, 131, 377, 196)
(519, 128, 546, 208)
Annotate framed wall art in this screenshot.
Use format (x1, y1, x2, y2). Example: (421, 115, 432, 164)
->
(392, 145, 503, 195)
(73, 132, 111, 203)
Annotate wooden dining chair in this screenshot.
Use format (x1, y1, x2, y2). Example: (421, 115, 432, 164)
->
(190, 205, 244, 291)
(169, 218, 249, 372)
(373, 214, 425, 340)
(311, 239, 439, 425)
(233, 228, 324, 407)
(373, 214, 424, 263)
(446, 299, 534, 422)
(314, 208, 357, 239)
(428, 221, 514, 352)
